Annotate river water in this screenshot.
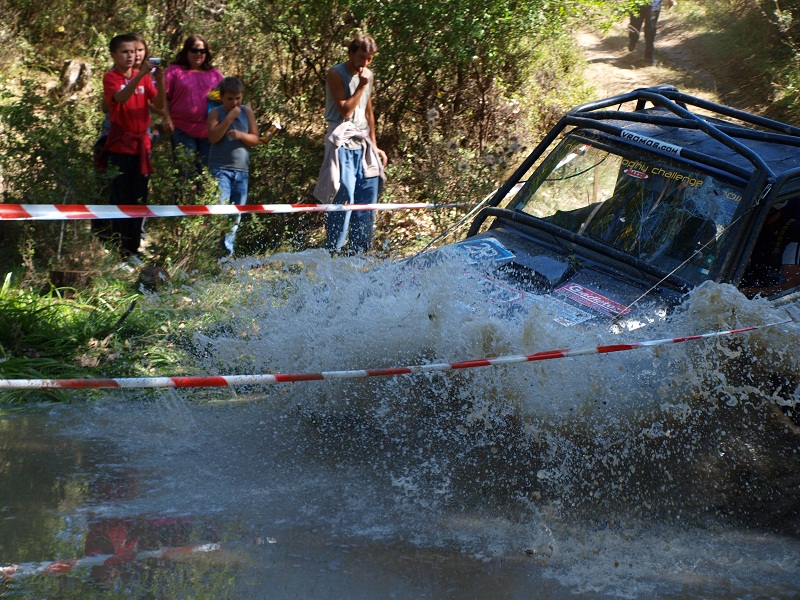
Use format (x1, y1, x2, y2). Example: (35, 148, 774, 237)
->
(2, 250, 800, 598)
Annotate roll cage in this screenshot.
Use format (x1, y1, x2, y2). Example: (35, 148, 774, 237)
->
(466, 86, 800, 292)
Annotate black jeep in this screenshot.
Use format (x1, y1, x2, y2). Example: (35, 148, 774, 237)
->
(448, 85, 800, 327)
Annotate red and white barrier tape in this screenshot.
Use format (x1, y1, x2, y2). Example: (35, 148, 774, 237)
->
(0, 202, 463, 221)
(0, 320, 790, 391)
(0, 543, 222, 580)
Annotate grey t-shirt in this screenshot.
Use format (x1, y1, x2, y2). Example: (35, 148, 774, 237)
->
(208, 106, 251, 172)
(325, 63, 371, 150)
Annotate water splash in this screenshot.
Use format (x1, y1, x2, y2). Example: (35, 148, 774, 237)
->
(73, 249, 797, 596)
(178, 252, 799, 525)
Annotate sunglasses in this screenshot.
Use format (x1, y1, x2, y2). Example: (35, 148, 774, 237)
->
(189, 48, 208, 54)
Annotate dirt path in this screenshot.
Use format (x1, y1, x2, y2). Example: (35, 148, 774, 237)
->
(577, 9, 767, 112)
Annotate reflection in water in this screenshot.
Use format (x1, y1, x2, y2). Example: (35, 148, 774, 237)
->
(2, 251, 800, 598)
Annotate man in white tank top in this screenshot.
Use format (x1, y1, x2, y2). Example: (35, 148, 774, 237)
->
(315, 34, 388, 254)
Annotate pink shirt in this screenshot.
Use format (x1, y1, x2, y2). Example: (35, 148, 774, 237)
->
(165, 65, 223, 138)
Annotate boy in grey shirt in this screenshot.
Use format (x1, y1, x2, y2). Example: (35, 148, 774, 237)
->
(207, 76, 260, 255)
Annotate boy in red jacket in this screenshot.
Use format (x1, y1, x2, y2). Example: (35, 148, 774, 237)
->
(101, 33, 165, 261)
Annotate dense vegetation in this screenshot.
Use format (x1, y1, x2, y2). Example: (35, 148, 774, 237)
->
(1, 0, 800, 401)
(0, 0, 619, 271)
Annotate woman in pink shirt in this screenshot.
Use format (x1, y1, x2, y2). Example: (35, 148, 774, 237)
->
(163, 34, 223, 173)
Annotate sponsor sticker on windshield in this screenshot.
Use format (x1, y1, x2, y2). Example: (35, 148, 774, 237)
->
(555, 283, 631, 317)
(624, 168, 649, 180)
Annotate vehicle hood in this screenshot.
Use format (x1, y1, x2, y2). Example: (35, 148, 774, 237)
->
(446, 230, 683, 330)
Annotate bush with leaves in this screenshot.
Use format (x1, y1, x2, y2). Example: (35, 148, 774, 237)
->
(0, 0, 636, 273)
(0, 80, 100, 206)
(0, 78, 108, 275)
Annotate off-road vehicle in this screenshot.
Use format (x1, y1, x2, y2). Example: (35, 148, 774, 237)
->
(448, 85, 800, 328)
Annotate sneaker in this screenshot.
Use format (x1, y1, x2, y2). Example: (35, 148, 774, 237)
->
(127, 253, 143, 267)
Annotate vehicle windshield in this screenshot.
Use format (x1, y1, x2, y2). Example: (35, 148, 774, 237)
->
(507, 135, 744, 285)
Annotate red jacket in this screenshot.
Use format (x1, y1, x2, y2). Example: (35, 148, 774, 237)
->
(101, 68, 157, 174)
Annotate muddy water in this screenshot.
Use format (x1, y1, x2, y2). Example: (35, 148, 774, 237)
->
(2, 251, 800, 598)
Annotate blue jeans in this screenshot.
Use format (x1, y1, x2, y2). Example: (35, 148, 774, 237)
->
(172, 127, 211, 175)
(212, 168, 249, 255)
(325, 146, 379, 254)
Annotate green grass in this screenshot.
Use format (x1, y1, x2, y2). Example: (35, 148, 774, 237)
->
(0, 257, 302, 403)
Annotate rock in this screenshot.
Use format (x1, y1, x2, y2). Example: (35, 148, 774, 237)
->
(58, 59, 91, 96)
(137, 265, 170, 291)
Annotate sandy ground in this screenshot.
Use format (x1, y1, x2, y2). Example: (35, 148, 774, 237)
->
(577, 9, 757, 108)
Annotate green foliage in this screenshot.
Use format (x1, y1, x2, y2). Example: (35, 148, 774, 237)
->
(0, 279, 119, 401)
(238, 133, 326, 252)
(143, 143, 230, 271)
(676, 0, 800, 121)
(744, 0, 800, 51)
(0, 0, 232, 62)
(369, 0, 564, 140)
(0, 78, 113, 270)
(232, 0, 619, 151)
(0, 79, 100, 206)
(0, 273, 193, 403)
(736, 0, 800, 116)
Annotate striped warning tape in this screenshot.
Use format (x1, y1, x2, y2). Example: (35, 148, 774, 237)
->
(0, 202, 464, 221)
(0, 319, 790, 390)
(0, 543, 223, 580)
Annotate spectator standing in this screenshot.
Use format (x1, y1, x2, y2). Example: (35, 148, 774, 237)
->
(99, 33, 165, 261)
(94, 32, 156, 245)
(207, 77, 260, 256)
(163, 35, 223, 174)
(314, 34, 387, 255)
(628, 0, 674, 64)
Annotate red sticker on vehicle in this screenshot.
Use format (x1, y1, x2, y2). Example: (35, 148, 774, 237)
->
(555, 283, 631, 317)
(624, 168, 649, 180)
